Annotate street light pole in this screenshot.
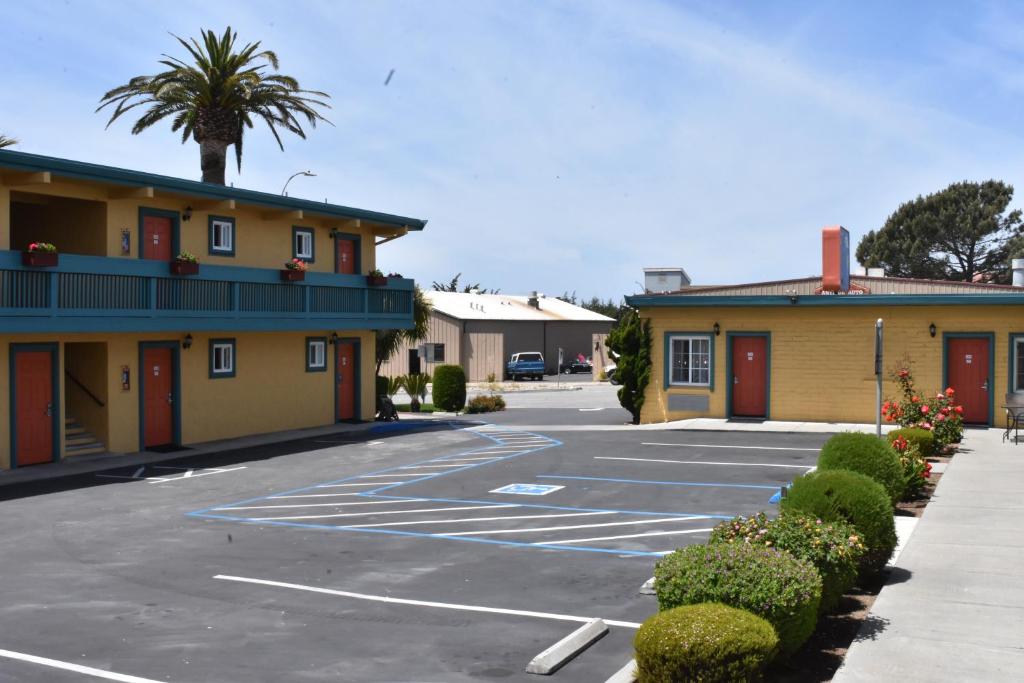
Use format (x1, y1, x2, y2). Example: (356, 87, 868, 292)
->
(282, 170, 316, 195)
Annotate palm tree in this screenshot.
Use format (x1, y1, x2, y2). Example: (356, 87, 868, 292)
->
(98, 27, 330, 185)
(376, 287, 432, 374)
(0, 135, 16, 149)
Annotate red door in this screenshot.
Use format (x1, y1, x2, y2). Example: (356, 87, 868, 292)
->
(336, 342, 356, 421)
(336, 239, 356, 274)
(947, 338, 990, 424)
(143, 347, 174, 447)
(142, 215, 172, 261)
(14, 350, 55, 466)
(731, 336, 768, 417)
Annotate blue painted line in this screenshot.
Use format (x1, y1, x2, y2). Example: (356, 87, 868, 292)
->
(536, 474, 778, 491)
(184, 512, 666, 557)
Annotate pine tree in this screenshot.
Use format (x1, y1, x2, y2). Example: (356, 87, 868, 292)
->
(606, 308, 652, 424)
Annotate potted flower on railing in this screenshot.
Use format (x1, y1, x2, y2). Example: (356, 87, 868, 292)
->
(22, 242, 58, 267)
(366, 268, 388, 286)
(281, 258, 308, 281)
(170, 251, 200, 275)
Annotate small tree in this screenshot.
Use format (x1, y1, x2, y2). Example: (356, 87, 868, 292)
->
(376, 286, 432, 373)
(606, 308, 652, 424)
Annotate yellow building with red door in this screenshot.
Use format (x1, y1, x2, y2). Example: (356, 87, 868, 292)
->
(0, 150, 425, 469)
(626, 230, 1024, 427)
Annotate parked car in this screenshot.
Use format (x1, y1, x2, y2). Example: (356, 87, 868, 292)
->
(604, 362, 619, 385)
(560, 359, 591, 374)
(506, 352, 545, 381)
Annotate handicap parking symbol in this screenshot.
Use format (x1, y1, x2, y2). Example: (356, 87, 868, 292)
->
(490, 483, 565, 496)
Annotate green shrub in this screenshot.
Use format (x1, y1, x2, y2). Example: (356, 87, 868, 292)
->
(432, 364, 467, 412)
(781, 470, 897, 578)
(887, 427, 936, 458)
(817, 432, 904, 504)
(466, 395, 506, 414)
(655, 543, 821, 658)
(634, 603, 778, 683)
(710, 512, 865, 615)
(394, 403, 435, 413)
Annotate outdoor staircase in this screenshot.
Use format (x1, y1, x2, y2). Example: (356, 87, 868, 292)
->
(64, 417, 107, 456)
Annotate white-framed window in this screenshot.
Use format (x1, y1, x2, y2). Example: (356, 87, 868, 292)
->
(1014, 337, 1024, 392)
(424, 343, 445, 363)
(669, 335, 711, 386)
(306, 337, 327, 372)
(210, 339, 236, 378)
(293, 228, 314, 261)
(209, 217, 234, 255)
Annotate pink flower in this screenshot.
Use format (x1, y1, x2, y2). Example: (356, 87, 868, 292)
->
(921, 405, 930, 414)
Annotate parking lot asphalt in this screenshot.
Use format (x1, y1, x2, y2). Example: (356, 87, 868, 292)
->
(0, 413, 828, 682)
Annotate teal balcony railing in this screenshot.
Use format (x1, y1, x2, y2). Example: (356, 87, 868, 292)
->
(0, 251, 414, 333)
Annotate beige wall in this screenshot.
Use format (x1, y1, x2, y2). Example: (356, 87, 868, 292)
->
(379, 311, 463, 379)
(1, 330, 377, 467)
(462, 331, 504, 381)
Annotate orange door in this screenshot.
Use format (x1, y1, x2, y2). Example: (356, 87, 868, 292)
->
(336, 342, 356, 420)
(947, 338, 990, 424)
(14, 349, 55, 466)
(143, 347, 174, 447)
(142, 215, 172, 261)
(731, 336, 767, 417)
(336, 238, 356, 274)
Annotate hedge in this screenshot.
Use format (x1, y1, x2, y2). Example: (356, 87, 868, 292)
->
(887, 427, 936, 458)
(710, 511, 865, 615)
(780, 469, 897, 577)
(818, 432, 904, 504)
(655, 543, 821, 658)
(634, 603, 778, 683)
(466, 395, 506, 414)
(431, 364, 467, 412)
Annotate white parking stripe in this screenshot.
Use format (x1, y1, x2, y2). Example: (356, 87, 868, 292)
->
(358, 473, 426, 478)
(399, 464, 469, 469)
(0, 648, 163, 683)
(252, 504, 518, 521)
(443, 515, 713, 537)
(641, 442, 819, 452)
(270, 492, 378, 499)
(215, 499, 426, 511)
(432, 457, 502, 462)
(538, 528, 714, 545)
(349, 511, 615, 529)
(595, 456, 814, 469)
(214, 575, 642, 629)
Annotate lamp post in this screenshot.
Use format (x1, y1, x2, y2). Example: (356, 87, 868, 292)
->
(282, 170, 316, 195)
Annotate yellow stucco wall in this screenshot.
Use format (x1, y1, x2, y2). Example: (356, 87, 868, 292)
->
(0, 180, 378, 273)
(641, 304, 1020, 425)
(0, 330, 376, 468)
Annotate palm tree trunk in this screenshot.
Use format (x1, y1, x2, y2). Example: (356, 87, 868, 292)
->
(199, 139, 229, 185)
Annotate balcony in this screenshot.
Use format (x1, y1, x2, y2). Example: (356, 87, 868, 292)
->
(0, 251, 414, 333)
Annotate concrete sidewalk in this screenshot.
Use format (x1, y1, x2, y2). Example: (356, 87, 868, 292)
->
(834, 428, 1024, 682)
(0, 418, 448, 489)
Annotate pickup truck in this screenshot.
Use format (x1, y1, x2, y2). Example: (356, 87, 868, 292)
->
(506, 352, 545, 381)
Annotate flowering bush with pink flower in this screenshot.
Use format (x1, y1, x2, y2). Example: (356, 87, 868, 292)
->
(882, 364, 963, 447)
(890, 435, 931, 499)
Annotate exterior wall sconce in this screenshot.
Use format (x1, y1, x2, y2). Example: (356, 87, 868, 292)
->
(929, 323, 937, 338)
(329, 332, 339, 345)
(182, 333, 193, 350)
(713, 322, 720, 336)
(182, 206, 193, 222)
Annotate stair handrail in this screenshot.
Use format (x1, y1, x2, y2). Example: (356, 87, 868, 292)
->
(65, 370, 105, 408)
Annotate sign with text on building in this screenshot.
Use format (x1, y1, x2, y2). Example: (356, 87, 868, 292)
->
(490, 483, 565, 496)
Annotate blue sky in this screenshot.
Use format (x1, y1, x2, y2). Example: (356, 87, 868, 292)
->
(3, 1, 1024, 299)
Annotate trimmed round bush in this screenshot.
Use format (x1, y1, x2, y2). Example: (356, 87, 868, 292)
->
(818, 432, 904, 504)
(655, 543, 821, 658)
(710, 511, 865, 615)
(887, 427, 936, 458)
(780, 470, 897, 578)
(634, 603, 778, 683)
(431, 364, 467, 412)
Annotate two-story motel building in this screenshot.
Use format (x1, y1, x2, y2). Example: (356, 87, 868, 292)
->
(0, 150, 425, 469)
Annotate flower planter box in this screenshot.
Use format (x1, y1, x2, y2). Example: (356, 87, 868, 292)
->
(280, 269, 306, 282)
(22, 251, 58, 267)
(170, 261, 199, 276)
(366, 275, 388, 287)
